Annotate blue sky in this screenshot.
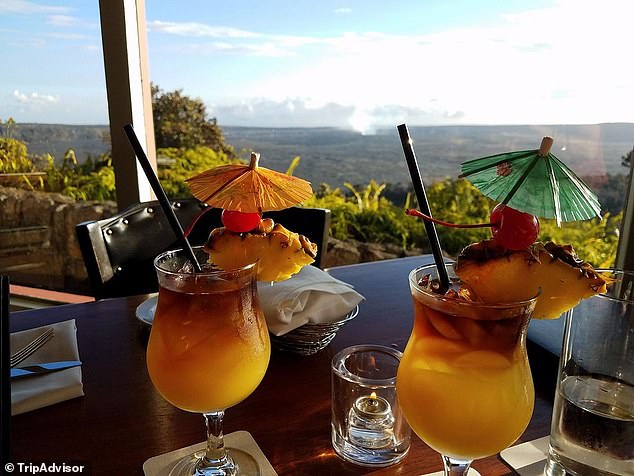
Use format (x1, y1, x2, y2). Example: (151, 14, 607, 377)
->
(1, 0, 632, 131)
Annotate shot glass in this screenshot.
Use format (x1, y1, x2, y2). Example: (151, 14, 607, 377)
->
(331, 344, 411, 467)
(545, 269, 634, 476)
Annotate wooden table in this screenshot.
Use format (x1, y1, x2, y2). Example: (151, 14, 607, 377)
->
(10, 256, 558, 475)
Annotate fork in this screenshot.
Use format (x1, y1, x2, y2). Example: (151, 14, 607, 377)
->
(10, 327, 55, 368)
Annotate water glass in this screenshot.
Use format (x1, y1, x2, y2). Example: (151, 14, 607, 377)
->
(546, 269, 634, 476)
(331, 345, 411, 467)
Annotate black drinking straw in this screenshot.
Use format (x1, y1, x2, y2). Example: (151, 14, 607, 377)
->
(397, 124, 450, 292)
(123, 124, 202, 272)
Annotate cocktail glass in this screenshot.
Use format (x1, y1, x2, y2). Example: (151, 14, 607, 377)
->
(147, 247, 271, 476)
(397, 263, 538, 475)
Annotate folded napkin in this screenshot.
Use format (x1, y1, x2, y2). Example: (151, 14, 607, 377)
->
(11, 319, 84, 415)
(257, 265, 364, 336)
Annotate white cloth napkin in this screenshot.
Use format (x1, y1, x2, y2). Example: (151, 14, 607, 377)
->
(11, 319, 84, 415)
(257, 265, 364, 336)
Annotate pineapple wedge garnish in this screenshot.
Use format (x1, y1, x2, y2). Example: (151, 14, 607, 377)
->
(204, 218, 317, 282)
(454, 240, 611, 319)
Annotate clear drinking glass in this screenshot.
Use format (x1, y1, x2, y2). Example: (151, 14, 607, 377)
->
(396, 263, 538, 475)
(331, 345, 411, 467)
(147, 247, 271, 476)
(546, 269, 634, 476)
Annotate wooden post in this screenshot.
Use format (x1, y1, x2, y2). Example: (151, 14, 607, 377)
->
(99, 0, 156, 209)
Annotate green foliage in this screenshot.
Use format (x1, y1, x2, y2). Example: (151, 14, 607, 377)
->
(157, 146, 243, 197)
(285, 156, 302, 176)
(0, 137, 34, 173)
(0, 117, 16, 138)
(304, 184, 359, 240)
(306, 181, 424, 249)
(538, 214, 620, 268)
(151, 84, 237, 160)
(426, 179, 493, 254)
(344, 180, 386, 212)
(305, 176, 619, 267)
(308, 179, 491, 252)
(43, 152, 116, 200)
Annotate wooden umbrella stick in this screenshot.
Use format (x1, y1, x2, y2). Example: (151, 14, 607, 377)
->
(539, 136, 554, 156)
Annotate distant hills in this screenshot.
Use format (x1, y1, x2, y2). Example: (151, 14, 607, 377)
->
(10, 123, 110, 164)
(9, 122, 634, 189)
(223, 124, 634, 187)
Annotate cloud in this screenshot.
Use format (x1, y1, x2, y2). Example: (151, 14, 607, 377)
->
(14, 90, 59, 104)
(0, 0, 69, 14)
(148, 0, 631, 127)
(148, 21, 259, 39)
(334, 8, 352, 14)
(220, 0, 632, 126)
(211, 98, 353, 128)
(177, 41, 295, 57)
(209, 97, 461, 133)
(46, 32, 88, 40)
(1, 2, 87, 47)
(47, 14, 77, 27)
(148, 20, 325, 57)
(149, 21, 327, 57)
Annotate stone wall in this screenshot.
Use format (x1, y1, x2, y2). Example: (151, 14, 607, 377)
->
(0, 185, 426, 295)
(323, 237, 426, 268)
(0, 186, 117, 295)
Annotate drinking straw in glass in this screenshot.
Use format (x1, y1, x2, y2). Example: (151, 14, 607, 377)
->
(397, 123, 450, 292)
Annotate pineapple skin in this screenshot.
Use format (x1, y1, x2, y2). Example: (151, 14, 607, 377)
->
(204, 221, 315, 282)
(455, 240, 610, 319)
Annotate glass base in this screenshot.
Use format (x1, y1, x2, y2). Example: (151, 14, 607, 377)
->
(332, 426, 410, 467)
(442, 455, 473, 476)
(545, 453, 624, 476)
(168, 448, 260, 476)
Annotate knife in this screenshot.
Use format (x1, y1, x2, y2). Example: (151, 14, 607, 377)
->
(10, 360, 82, 379)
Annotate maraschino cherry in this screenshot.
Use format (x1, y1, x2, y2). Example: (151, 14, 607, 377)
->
(406, 204, 539, 251)
(221, 209, 262, 233)
(489, 203, 539, 250)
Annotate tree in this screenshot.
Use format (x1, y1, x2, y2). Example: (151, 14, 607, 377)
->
(0, 117, 16, 138)
(151, 84, 237, 159)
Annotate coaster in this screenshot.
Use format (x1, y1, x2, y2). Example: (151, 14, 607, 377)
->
(143, 430, 277, 476)
(499, 436, 549, 476)
(422, 470, 481, 476)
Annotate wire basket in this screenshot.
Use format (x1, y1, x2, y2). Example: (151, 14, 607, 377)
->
(270, 306, 360, 356)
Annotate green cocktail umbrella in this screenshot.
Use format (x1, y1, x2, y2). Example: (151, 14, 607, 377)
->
(459, 137, 601, 226)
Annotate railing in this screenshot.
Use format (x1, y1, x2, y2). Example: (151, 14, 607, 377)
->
(9, 284, 94, 312)
(0, 172, 47, 187)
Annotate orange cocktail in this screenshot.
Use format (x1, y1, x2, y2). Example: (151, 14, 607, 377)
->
(397, 263, 537, 461)
(147, 249, 270, 414)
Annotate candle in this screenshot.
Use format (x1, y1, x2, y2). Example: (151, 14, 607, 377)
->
(353, 392, 391, 419)
(348, 392, 395, 449)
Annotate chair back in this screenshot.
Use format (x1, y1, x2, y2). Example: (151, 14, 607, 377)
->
(76, 199, 330, 299)
(1, 275, 10, 465)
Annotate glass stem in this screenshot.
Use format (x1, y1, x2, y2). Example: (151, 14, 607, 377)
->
(201, 411, 230, 468)
(442, 455, 473, 476)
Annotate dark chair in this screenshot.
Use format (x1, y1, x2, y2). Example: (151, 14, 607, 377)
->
(1, 275, 10, 466)
(76, 199, 331, 299)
